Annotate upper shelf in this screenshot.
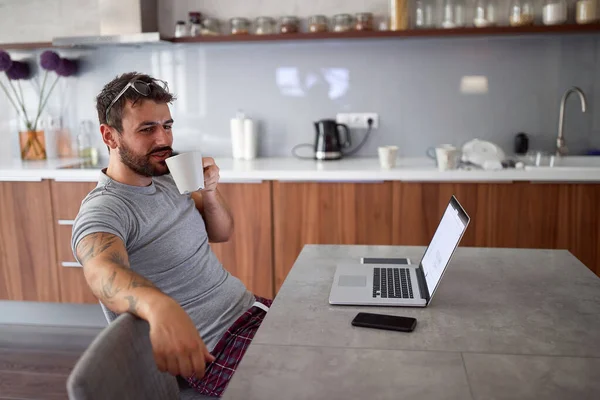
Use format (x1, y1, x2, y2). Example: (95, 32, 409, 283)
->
(2, 23, 600, 51)
(169, 23, 600, 44)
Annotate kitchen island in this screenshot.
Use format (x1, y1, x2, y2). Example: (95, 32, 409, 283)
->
(223, 244, 600, 400)
(1, 156, 599, 305)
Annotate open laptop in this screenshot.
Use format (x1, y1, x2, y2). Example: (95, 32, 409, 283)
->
(329, 195, 470, 307)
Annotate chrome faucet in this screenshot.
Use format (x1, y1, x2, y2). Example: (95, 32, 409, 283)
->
(556, 86, 587, 157)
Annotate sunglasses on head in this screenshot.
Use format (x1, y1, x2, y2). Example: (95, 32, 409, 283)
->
(105, 78, 169, 124)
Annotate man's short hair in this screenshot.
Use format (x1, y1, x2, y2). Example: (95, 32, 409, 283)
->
(96, 72, 176, 132)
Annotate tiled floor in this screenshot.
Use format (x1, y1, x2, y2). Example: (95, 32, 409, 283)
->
(0, 324, 102, 400)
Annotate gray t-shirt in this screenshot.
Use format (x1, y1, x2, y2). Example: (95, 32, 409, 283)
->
(71, 171, 256, 351)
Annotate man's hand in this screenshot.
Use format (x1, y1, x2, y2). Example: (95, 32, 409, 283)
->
(147, 297, 216, 380)
(202, 157, 220, 193)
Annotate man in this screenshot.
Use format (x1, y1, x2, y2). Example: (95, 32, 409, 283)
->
(71, 72, 271, 398)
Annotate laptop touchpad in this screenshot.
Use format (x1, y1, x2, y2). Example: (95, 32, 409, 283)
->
(338, 275, 367, 287)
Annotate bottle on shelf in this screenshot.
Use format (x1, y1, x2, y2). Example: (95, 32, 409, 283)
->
(509, 0, 536, 27)
(389, 0, 409, 30)
(543, 0, 568, 25)
(414, 0, 436, 28)
(441, 0, 467, 29)
(576, 0, 599, 24)
(474, 0, 498, 27)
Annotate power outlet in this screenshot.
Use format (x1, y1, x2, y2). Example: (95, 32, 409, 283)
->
(336, 113, 379, 129)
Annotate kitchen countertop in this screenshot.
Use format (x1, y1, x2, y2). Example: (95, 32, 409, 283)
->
(1, 156, 599, 183)
(222, 245, 600, 400)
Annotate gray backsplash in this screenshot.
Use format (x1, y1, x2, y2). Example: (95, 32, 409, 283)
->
(1, 33, 599, 160)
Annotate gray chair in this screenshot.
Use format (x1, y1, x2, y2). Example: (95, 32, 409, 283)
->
(66, 312, 216, 400)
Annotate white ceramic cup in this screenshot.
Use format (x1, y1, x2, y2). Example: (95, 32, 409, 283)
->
(378, 145, 399, 169)
(434, 145, 460, 171)
(164, 151, 205, 194)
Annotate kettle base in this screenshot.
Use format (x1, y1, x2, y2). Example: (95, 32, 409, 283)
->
(316, 151, 343, 160)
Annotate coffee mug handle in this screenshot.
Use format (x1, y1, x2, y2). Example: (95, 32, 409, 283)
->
(426, 147, 436, 160)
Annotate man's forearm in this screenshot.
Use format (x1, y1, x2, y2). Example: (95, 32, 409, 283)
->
(202, 189, 234, 242)
(83, 258, 170, 321)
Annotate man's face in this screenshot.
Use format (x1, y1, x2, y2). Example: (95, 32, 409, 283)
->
(115, 100, 174, 177)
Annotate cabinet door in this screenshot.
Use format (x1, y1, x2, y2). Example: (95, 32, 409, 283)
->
(209, 182, 274, 299)
(50, 181, 99, 304)
(555, 184, 599, 276)
(273, 182, 393, 292)
(517, 183, 561, 249)
(0, 181, 60, 301)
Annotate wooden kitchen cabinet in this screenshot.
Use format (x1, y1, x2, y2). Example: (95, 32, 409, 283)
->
(391, 182, 600, 276)
(273, 182, 393, 292)
(209, 182, 274, 299)
(50, 181, 99, 304)
(0, 181, 60, 302)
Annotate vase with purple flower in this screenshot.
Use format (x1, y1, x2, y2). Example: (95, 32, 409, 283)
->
(0, 49, 78, 161)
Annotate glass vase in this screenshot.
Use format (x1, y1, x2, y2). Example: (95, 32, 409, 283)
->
(19, 130, 47, 161)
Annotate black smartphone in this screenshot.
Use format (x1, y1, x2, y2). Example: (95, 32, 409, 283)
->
(361, 257, 411, 265)
(351, 312, 417, 332)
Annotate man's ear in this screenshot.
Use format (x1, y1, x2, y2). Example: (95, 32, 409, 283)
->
(100, 124, 119, 150)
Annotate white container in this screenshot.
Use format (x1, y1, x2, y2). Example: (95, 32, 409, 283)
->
(543, 1, 568, 25)
(230, 112, 245, 159)
(576, 0, 598, 24)
(378, 146, 398, 169)
(243, 118, 257, 160)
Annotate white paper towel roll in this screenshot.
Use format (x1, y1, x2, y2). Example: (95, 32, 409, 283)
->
(243, 118, 257, 160)
(230, 117, 244, 159)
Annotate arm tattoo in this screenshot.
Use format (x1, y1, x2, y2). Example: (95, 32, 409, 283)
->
(101, 269, 121, 300)
(124, 295, 138, 314)
(127, 274, 155, 289)
(108, 250, 130, 268)
(77, 233, 118, 264)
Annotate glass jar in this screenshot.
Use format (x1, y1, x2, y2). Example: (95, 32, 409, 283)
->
(333, 14, 354, 32)
(308, 15, 328, 32)
(230, 17, 250, 35)
(188, 12, 202, 36)
(576, 0, 599, 24)
(175, 20, 188, 37)
(441, 0, 466, 28)
(543, 0, 568, 25)
(279, 16, 300, 33)
(390, 0, 409, 30)
(355, 13, 374, 31)
(201, 18, 221, 36)
(255, 16, 277, 35)
(414, 0, 436, 28)
(509, 0, 535, 26)
(474, 0, 498, 27)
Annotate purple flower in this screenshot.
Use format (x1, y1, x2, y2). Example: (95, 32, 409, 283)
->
(55, 58, 78, 77)
(6, 61, 31, 80)
(0, 50, 12, 72)
(40, 50, 60, 71)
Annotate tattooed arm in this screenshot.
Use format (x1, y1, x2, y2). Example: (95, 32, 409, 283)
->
(76, 232, 215, 379)
(76, 232, 163, 318)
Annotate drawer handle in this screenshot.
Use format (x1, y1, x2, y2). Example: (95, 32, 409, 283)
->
(58, 220, 75, 225)
(61, 261, 82, 268)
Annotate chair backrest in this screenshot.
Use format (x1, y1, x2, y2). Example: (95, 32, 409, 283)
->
(66, 312, 179, 400)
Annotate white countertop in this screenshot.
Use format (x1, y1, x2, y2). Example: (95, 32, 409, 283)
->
(1, 156, 599, 183)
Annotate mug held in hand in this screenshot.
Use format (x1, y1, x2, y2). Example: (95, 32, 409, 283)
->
(165, 152, 205, 194)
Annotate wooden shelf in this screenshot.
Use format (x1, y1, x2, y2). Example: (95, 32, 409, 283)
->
(169, 23, 600, 44)
(2, 23, 599, 51)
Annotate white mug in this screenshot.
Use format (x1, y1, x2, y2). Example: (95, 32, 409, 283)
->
(378, 146, 398, 169)
(165, 151, 205, 194)
(427, 145, 460, 171)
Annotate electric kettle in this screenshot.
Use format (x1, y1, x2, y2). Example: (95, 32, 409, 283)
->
(313, 119, 351, 160)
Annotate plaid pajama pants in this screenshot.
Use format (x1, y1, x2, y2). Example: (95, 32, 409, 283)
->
(186, 295, 273, 397)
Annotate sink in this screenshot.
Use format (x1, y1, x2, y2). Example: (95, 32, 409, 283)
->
(524, 156, 600, 171)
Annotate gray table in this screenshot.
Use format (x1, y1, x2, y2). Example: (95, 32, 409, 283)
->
(223, 245, 600, 400)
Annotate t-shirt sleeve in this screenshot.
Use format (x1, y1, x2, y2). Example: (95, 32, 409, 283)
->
(71, 194, 131, 263)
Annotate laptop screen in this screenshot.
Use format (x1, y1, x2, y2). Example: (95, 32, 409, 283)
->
(421, 197, 469, 300)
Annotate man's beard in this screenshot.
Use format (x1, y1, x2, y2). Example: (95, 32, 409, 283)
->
(119, 140, 172, 177)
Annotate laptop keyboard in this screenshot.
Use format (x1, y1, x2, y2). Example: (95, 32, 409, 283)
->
(373, 268, 414, 299)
